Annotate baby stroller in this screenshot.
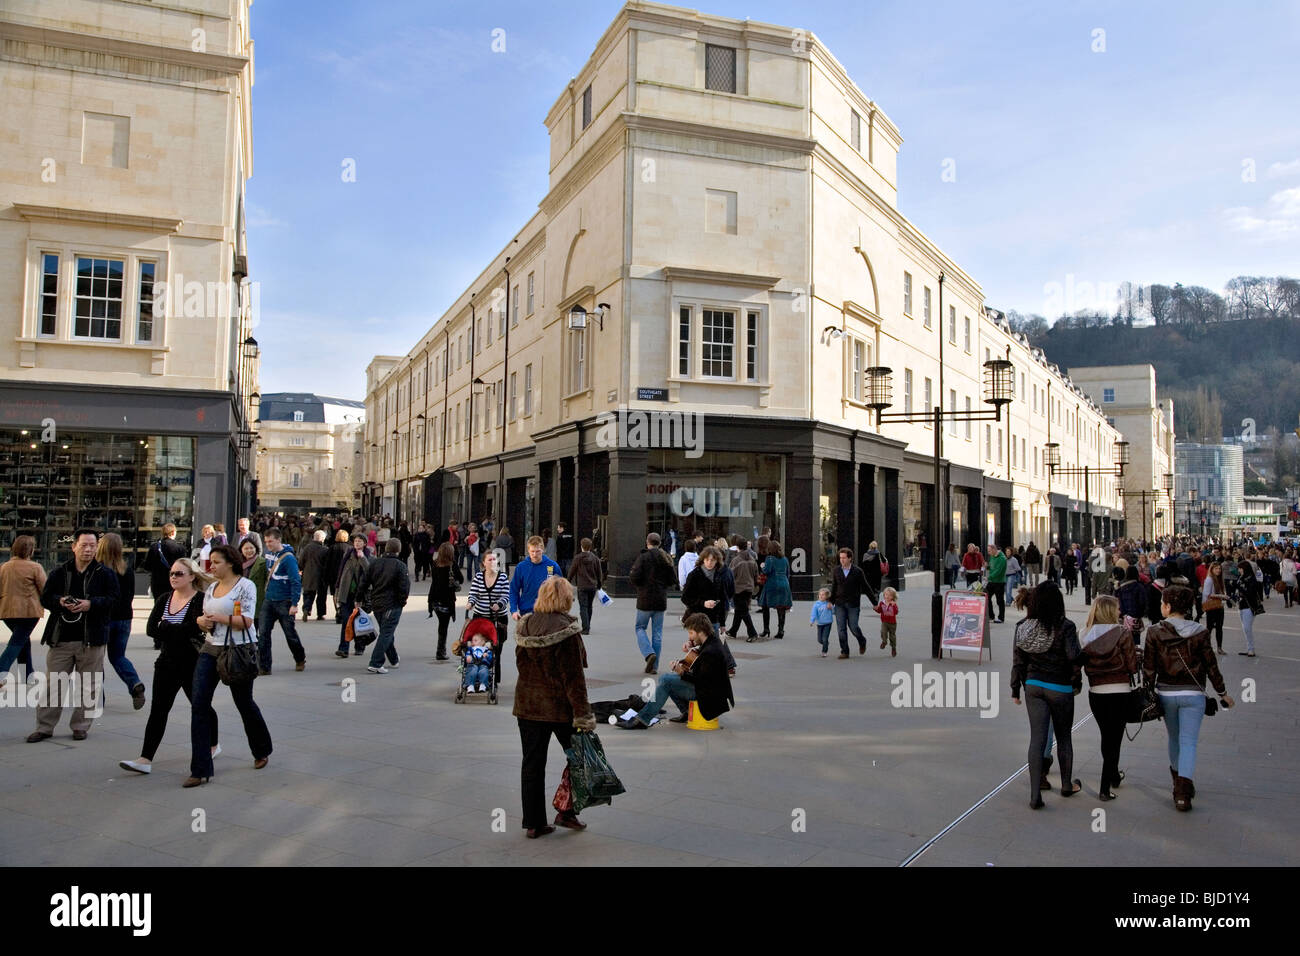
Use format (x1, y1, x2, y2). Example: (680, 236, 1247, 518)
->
(452, 614, 500, 704)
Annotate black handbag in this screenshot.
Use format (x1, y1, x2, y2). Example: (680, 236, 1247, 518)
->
(215, 611, 258, 686)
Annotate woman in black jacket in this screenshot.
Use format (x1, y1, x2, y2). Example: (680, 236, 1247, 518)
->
(325, 530, 351, 619)
(428, 542, 464, 661)
(681, 547, 733, 635)
(1011, 582, 1083, 808)
(118, 558, 219, 775)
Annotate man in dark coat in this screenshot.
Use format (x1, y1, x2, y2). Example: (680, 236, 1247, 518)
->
(298, 530, 329, 620)
(616, 612, 734, 728)
(142, 522, 188, 598)
(861, 540, 887, 603)
(628, 533, 676, 674)
(829, 547, 869, 657)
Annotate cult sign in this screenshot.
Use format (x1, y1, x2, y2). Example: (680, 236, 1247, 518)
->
(668, 487, 758, 518)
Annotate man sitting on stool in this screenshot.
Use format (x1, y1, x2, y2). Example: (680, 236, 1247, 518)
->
(616, 613, 734, 729)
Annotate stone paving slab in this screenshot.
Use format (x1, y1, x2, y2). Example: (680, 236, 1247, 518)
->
(1, 578, 1296, 866)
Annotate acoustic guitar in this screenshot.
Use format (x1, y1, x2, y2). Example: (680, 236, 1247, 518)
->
(677, 647, 700, 674)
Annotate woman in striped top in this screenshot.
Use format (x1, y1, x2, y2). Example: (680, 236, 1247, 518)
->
(468, 550, 510, 684)
(119, 559, 220, 775)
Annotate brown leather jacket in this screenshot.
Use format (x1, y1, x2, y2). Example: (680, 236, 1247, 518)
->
(1142, 618, 1226, 696)
(1078, 624, 1137, 689)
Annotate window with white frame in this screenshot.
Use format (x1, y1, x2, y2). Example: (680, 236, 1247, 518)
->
(705, 44, 736, 93)
(498, 302, 505, 337)
(701, 309, 735, 377)
(1021, 437, 1026, 471)
(476, 319, 483, 353)
(923, 377, 932, 419)
(509, 372, 518, 421)
(569, 326, 587, 393)
(850, 339, 865, 402)
(963, 315, 970, 352)
(903, 368, 913, 415)
(676, 303, 765, 382)
(511, 286, 519, 327)
(292, 410, 304, 422)
(965, 397, 972, 439)
(903, 272, 912, 316)
(948, 306, 956, 344)
(497, 378, 505, 427)
(851, 109, 861, 152)
(39, 253, 59, 336)
(136, 261, 157, 343)
(290, 472, 302, 488)
(997, 428, 1002, 464)
(290, 437, 305, 447)
(524, 363, 533, 416)
(1103, 387, 1115, 403)
(949, 389, 957, 435)
(923, 286, 931, 329)
(74, 256, 124, 340)
(985, 424, 991, 460)
(527, 273, 535, 315)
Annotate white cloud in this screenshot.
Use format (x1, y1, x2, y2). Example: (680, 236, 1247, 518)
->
(1266, 159, 1300, 178)
(245, 203, 286, 228)
(1223, 186, 1300, 241)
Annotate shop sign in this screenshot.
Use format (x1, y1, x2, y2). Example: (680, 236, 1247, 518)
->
(668, 487, 759, 518)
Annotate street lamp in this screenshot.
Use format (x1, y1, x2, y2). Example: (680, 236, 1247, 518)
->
(1044, 439, 1129, 585)
(866, 346, 1014, 658)
(567, 303, 611, 332)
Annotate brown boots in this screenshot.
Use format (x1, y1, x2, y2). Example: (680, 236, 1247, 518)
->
(1170, 766, 1195, 800)
(1173, 775, 1194, 811)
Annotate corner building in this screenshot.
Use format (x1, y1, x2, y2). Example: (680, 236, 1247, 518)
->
(364, 1, 1124, 597)
(0, 0, 258, 574)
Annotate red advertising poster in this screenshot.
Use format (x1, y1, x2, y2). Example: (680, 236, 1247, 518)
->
(942, 590, 989, 660)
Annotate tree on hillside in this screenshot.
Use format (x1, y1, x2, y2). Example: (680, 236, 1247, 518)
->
(1149, 284, 1173, 325)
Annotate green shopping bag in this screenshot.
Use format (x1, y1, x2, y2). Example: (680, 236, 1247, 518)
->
(563, 731, 626, 812)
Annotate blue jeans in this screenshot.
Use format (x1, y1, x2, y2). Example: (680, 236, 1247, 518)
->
(637, 672, 696, 722)
(815, 622, 831, 652)
(1161, 693, 1205, 780)
(576, 587, 596, 633)
(257, 599, 305, 671)
(368, 607, 402, 668)
(635, 609, 664, 663)
(1240, 608, 1255, 653)
(465, 662, 490, 686)
(1005, 573, 1021, 603)
(0, 617, 37, 679)
(834, 604, 866, 654)
(190, 650, 271, 779)
(107, 619, 141, 691)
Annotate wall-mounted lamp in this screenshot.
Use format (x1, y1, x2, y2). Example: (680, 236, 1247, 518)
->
(567, 303, 612, 332)
(822, 326, 845, 342)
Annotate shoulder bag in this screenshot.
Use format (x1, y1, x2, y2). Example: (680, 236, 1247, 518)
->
(215, 585, 259, 685)
(1174, 646, 1218, 717)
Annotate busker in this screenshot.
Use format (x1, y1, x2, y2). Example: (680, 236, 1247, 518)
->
(616, 612, 734, 729)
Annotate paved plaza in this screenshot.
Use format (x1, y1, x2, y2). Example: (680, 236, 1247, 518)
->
(1, 576, 1295, 867)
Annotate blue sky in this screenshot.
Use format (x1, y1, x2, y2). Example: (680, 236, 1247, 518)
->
(246, 0, 1300, 398)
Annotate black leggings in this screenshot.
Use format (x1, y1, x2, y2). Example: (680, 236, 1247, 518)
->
(142, 652, 217, 761)
(760, 605, 787, 635)
(1087, 691, 1128, 793)
(1204, 608, 1225, 650)
(1025, 683, 1074, 802)
(988, 586, 1005, 621)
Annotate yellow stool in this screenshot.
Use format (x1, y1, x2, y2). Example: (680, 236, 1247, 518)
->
(686, 700, 719, 730)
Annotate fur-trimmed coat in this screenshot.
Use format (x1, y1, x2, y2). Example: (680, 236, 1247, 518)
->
(512, 611, 592, 725)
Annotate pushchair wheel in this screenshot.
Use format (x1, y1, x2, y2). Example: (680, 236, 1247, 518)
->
(489, 693, 498, 704)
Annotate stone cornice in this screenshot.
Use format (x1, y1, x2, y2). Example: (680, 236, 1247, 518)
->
(540, 120, 627, 218)
(807, 42, 902, 146)
(0, 19, 250, 76)
(624, 111, 815, 154)
(13, 202, 183, 233)
(662, 267, 781, 288)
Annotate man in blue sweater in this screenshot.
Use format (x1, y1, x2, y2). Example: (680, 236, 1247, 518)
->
(259, 528, 307, 674)
(510, 535, 562, 619)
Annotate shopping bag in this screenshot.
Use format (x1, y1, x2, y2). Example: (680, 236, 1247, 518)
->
(596, 588, 613, 606)
(563, 731, 626, 812)
(552, 765, 574, 813)
(353, 609, 378, 637)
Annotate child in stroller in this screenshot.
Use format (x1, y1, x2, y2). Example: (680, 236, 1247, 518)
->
(452, 615, 499, 704)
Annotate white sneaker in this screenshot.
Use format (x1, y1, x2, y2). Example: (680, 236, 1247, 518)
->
(211, 744, 222, 759)
(465, 684, 476, 694)
(367, 665, 388, 674)
(119, 759, 151, 774)
(477, 683, 487, 692)
(389, 662, 399, 669)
